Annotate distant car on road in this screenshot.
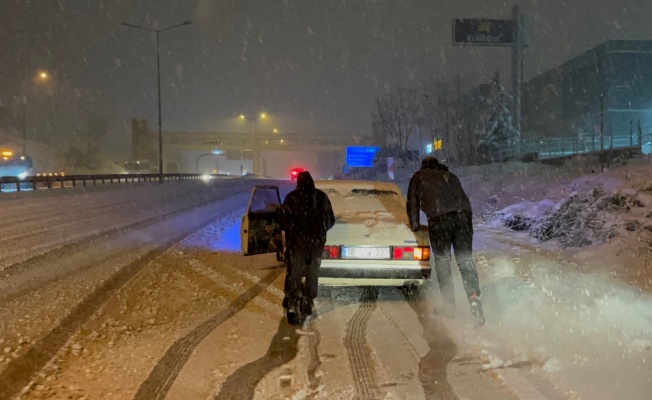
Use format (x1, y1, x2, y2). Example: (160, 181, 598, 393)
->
(0, 150, 33, 180)
(240, 180, 431, 293)
(290, 167, 304, 180)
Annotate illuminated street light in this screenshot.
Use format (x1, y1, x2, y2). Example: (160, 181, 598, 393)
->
(237, 112, 271, 175)
(24, 69, 56, 154)
(273, 128, 279, 133)
(237, 112, 269, 134)
(122, 20, 192, 183)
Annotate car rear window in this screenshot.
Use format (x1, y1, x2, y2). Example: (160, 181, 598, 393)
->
(323, 187, 407, 222)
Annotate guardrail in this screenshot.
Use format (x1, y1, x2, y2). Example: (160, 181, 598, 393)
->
(488, 134, 646, 162)
(0, 173, 236, 192)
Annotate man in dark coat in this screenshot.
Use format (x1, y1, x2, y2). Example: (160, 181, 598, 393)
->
(406, 156, 485, 327)
(280, 171, 335, 325)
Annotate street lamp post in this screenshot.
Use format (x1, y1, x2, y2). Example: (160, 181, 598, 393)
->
(122, 20, 192, 183)
(21, 105, 26, 155)
(238, 113, 267, 174)
(21, 69, 52, 153)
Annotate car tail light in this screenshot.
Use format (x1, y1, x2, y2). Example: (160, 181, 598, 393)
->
(392, 246, 430, 261)
(393, 246, 412, 260)
(323, 245, 340, 259)
(412, 246, 430, 261)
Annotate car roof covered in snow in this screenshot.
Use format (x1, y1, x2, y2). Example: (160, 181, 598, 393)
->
(314, 179, 404, 195)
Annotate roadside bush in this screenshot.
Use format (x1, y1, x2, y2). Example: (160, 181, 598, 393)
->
(528, 188, 644, 248)
(530, 192, 603, 248)
(595, 192, 643, 212)
(502, 212, 534, 231)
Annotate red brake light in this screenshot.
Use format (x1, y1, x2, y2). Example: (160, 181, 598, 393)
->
(323, 245, 340, 259)
(392, 246, 429, 261)
(290, 168, 304, 177)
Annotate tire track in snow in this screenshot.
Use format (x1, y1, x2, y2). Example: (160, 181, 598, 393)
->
(344, 287, 382, 400)
(0, 199, 233, 303)
(0, 229, 196, 400)
(306, 322, 323, 395)
(403, 290, 459, 399)
(133, 266, 284, 400)
(213, 319, 306, 400)
(0, 186, 257, 399)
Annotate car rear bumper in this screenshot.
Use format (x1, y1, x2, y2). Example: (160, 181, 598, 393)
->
(318, 266, 431, 287)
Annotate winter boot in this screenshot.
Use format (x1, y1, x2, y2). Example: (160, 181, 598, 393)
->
(468, 292, 485, 328)
(287, 312, 303, 326)
(286, 296, 306, 326)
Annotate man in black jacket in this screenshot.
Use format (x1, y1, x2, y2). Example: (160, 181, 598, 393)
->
(280, 171, 335, 325)
(406, 156, 485, 327)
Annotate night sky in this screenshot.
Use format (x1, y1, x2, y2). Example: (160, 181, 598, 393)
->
(1, 0, 651, 150)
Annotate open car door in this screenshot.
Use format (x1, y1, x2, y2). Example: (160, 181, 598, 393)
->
(241, 185, 284, 258)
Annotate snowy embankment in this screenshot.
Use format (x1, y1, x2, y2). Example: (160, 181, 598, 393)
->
(471, 158, 652, 288)
(367, 156, 652, 398)
(450, 158, 652, 399)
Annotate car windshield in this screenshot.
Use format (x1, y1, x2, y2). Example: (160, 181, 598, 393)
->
(3, 2, 652, 400)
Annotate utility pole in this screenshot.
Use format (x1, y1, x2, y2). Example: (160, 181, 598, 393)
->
(21, 105, 27, 155)
(600, 93, 605, 172)
(122, 20, 192, 183)
(511, 5, 524, 136)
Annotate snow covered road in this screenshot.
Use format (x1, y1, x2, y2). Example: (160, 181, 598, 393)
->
(0, 179, 292, 398)
(1, 180, 651, 399)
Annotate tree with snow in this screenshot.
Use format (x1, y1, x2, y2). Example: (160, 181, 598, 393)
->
(476, 74, 521, 162)
(371, 87, 419, 153)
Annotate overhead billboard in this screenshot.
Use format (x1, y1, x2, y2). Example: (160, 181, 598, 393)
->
(346, 146, 380, 168)
(452, 19, 515, 46)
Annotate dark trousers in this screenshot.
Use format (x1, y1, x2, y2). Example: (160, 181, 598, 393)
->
(427, 211, 480, 303)
(283, 243, 322, 316)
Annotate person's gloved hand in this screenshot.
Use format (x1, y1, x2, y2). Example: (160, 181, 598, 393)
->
(410, 222, 420, 232)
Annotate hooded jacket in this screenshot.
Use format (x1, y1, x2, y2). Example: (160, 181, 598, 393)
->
(281, 171, 335, 248)
(406, 157, 472, 229)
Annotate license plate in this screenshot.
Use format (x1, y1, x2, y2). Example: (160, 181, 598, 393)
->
(341, 246, 390, 259)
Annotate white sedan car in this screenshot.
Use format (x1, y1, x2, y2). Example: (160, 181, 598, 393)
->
(241, 180, 432, 289)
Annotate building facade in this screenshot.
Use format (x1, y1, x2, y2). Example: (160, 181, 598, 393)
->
(523, 40, 652, 146)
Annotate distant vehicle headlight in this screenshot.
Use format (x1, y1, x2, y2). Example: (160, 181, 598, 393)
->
(18, 172, 28, 180)
(201, 174, 213, 182)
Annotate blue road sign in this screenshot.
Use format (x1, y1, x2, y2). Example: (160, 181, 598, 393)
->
(346, 146, 380, 167)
